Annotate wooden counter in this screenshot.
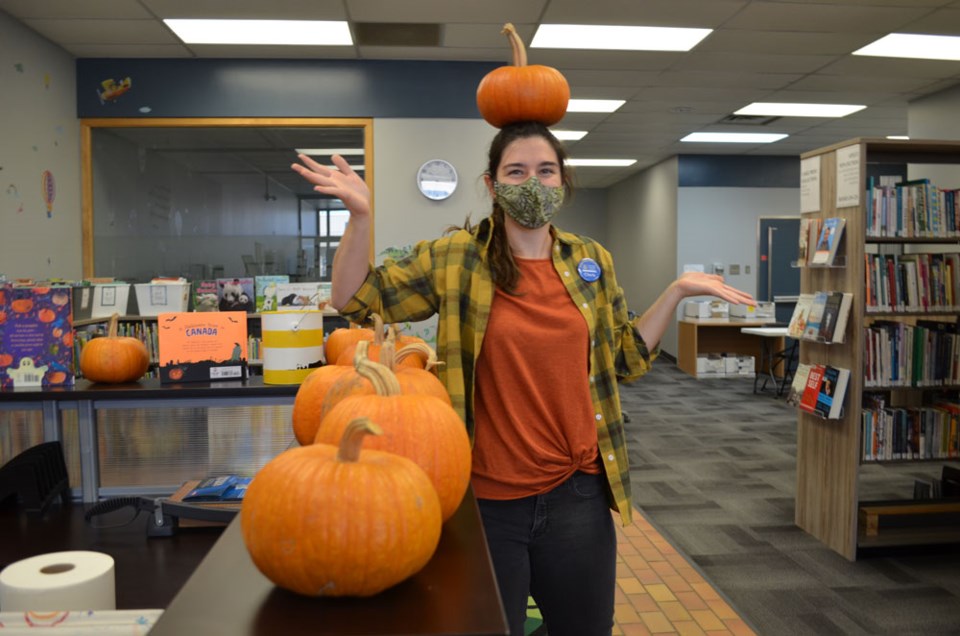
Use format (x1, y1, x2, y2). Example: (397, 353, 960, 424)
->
(677, 318, 778, 378)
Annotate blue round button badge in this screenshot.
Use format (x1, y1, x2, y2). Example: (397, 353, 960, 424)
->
(577, 258, 602, 282)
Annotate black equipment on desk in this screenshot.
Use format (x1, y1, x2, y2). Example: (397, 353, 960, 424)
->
(0, 441, 71, 513)
(84, 495, 238, 537)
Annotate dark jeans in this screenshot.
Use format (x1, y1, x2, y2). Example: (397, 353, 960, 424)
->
(477, 471, 617, 636)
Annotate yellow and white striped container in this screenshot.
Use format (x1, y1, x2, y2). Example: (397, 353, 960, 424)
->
(261, 310, 325, 385)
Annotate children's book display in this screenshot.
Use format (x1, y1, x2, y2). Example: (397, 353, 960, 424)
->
(811, 217, 846, 266)
(216, 277, 255, 313)
(254, 275, 290, 313)
(0, 285, 74, 388)
(157, 311, 248, 383)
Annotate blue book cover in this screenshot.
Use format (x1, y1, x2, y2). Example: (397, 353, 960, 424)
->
(0, 285, 75, 388)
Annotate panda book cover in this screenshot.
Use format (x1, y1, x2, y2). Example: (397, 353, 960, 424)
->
(215, 277, 255, 313)
(157, 311, 248, 383)
(0, 285, 75, 388)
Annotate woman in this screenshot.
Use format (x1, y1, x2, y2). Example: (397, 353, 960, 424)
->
(292, 121, 753, 636)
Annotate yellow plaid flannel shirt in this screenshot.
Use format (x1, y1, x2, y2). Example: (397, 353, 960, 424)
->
(339, 216, 656, 525)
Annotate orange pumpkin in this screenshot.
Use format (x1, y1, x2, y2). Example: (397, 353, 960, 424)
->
(241, 417, 441, 597)
(0, 353, 12, 367)
(46, 371, 68, 385)
(291, 364, 356, 446)
(79, 314, 150, 383)
(11, 298, 33, 314)
(476, 23, 570, 128)
(316, 357, 471, 521)
(37, 308, 56, 323)
(324, 314, 381, 366)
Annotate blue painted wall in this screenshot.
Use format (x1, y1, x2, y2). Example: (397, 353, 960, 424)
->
(76, 58, 499, 118)
(679, 155, 799, 188)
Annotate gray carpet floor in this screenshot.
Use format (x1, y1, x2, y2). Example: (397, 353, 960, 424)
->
(620, 359, 960, 636)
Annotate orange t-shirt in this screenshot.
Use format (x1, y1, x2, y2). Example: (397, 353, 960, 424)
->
(471, 257, 600, 500)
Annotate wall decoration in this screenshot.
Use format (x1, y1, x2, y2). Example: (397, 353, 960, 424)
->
(40, 170, 55, 218)
(97, 76, 132, 103)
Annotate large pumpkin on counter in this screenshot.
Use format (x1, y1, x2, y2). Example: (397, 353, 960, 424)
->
(241, 418, 442, 597)
(79, 314, 150, 383)
(476, 23, 570, 128)
(323, 313, 381, 366)
(315, 357, 470, 522)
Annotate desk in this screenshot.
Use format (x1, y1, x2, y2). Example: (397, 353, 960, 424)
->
(740, 327, 795, 396)
(0, 378, 298, 502)
(677, 318, 777, 378)
(150, 488, 509, 636)
(0, 501, 223, 609)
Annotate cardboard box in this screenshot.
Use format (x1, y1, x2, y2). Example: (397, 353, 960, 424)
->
(696, 354, 725, 376)
(684, 301, 711, 319)
(134, 282, 190, 316)
(722, 354, 739, 374)
(737, 355, 756, 375)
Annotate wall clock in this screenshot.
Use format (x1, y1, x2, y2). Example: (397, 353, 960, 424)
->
(416, 159, 458, 201)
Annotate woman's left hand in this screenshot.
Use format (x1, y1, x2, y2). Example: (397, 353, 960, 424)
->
(672, 272, 755, 306)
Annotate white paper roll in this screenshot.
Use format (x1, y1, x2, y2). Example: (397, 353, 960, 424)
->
(0, 551, 116, 611)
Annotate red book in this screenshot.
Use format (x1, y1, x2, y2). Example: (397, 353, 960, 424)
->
(798, 364, 825, 415)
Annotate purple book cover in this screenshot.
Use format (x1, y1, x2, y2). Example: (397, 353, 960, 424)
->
(0, 285, 75, 388)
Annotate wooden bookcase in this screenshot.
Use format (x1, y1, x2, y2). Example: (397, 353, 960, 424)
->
(795, 138, 960, 560)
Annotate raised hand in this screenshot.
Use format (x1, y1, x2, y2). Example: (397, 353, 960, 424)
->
(673, 272, 755, 306)
(291, 154, 371, 219)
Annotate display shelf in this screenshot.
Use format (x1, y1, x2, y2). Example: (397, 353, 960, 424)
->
(795, 138, 960, 560)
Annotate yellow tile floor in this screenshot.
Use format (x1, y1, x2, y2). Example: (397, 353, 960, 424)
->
(611, 509, 756, 636)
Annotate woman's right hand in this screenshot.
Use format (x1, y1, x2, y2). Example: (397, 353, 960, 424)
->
(291, 154, 371, 219)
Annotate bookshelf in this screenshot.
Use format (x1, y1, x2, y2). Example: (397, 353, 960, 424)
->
(796, 138, 960, 560)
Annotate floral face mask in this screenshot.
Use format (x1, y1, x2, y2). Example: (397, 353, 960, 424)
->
(493, 176, 565, 229)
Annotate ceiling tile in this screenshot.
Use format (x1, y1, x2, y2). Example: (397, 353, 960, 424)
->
(694, 29, 876, 55)
(0, 0, 153, 19)
(140, 0, 349, 19)
(441, 23, 536, 48)
(65, 44, 195, 58)
(724, 3, 931, 33)
(541, 0, 747, 27)
(674, 51, 837, 74)
(345, 0, 547, 24)
(22, 18, 178, 44)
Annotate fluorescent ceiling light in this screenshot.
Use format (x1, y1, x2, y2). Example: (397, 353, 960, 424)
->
(886, 135, 910, 140)
(550, 130, 588, 141)
(164, 19, 352, 45)
(532, 24, 711, 52)
(681, 132, 788, 143)
(735, 102, 866, 117)
(567, 159, 636, 167)
(567, 99, 625, 113)
(854, 33, 960, 61)
(295, 148, 365, 156)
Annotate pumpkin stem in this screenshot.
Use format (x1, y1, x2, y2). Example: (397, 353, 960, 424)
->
(108, 313, 120, 338)
(336, 417, 382, 463)
(395, 341, 443, 373)
(372, 313, 385, 345)
(381, 330, 398, 372)
(502, 23, 527, 67)
(355, 347, 403, 397)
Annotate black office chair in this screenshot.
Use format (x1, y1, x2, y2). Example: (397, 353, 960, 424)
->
(0, 441, 71, 513)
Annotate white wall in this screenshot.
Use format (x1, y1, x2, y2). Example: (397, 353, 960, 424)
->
(0, 11, 81, 280)
(907, 85, 960, 188)
(605, 158, 680, 356)
(678, 186, 799, 301)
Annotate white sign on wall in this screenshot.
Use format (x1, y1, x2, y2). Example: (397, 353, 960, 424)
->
(835, 145, 861, 208)
(799, 156, 821, 213)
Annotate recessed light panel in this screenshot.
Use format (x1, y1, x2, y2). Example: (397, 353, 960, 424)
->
(532, 25, 711, 52)
(567, 159, 636, 167)
(567, 99, 625, 113)
(735, 103, 866, 117)
(164, 19, 353, 46)
(854, 33, 960, 61)
(681, 133, 788, 143)
(550, 130, 588, 141)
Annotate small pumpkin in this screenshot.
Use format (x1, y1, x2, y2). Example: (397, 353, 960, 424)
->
(37, 308, 56, 323)
(10, 298, 33, 314)
(241, 417, 442, 597)
(324, 314, 381, 366)
(476, 23, 570, 128)
(316, 357, 471, 521)
(79, 314, 150, 383)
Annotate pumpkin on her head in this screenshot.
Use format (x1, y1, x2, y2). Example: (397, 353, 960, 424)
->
(476, 23, 570, 128)
(79, 313, 150, 383)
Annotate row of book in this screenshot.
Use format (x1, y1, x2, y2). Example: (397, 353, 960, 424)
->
(192, 276, 332, 314)
(866, 176, 960, 239)
(798, 217, 846, 267)
(785, 363, 852, 420)
(865, 252, 960, 314)
(864, 320, 960, 388)
(862, 397, 960, 462)
(787, 291, 854, 343)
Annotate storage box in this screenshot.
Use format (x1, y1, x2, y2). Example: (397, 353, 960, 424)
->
(729, 303, 756, 319)
(722, 354, 739, 374)
(90, 284, 132, 318)
(696, 354, 725, 376)
(684, 301, 711, 319)
(709, 301, 729, 318)
(134, 282, 190, 316)
(737, 355, 756, 375)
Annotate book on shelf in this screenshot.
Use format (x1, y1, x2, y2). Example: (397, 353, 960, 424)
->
(817, 291, 854, 344)
(812, 366, 850, 419)
(798, 218, 811, 265)
(811, 217, 845, 266)
(0, 285, 74, 388)
(157, 311, 248, 383)
(254, 275, 290, 313)
(274, 281, 333, 311)
(216, 277, 255, 313)
(192, 280, 220, 312)
(787, 293, 815, 339)
(802, 291, 829, 341)
(797, 364, 825, 415)
(785, 362, 812, 407)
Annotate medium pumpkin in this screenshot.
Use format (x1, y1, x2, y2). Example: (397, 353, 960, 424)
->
(241, 417, 442, 597)
(79, 313, 150, 383)
(316, 357, 471, 521)
(476, 22, 570, 128)
(291, 363, 356, 446)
